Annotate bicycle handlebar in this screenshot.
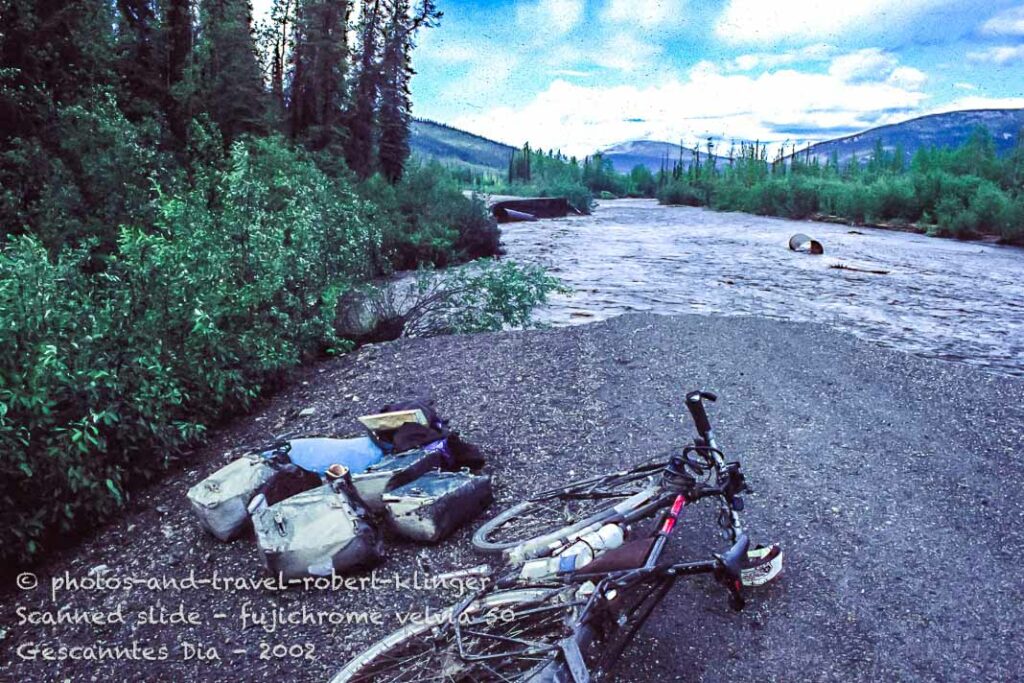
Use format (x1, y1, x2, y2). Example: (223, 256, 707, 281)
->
(685, 390, 716, 439)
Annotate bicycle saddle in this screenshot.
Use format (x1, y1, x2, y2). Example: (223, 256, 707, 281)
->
(715, 533, 750, 579)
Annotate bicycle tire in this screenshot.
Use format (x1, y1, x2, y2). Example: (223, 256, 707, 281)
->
(472, 463, 665, 557)
(328, 586, 582, 683)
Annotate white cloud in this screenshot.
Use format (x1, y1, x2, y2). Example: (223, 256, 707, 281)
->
(601, 0, 689, 29)
(981, 5, 1024, 36)
(828, 48, 899, 82)
(928, 95, 1024, 113)
(823, 48, 927, 90)
(550, 68, 594, 77)
(452, 62, 930, 157)
(954, 82, 978, 90)
(887, 66, 928, 90)
(967, 45, 1024, 65)
(728, 44, 835, 71)
(517, 0, 585, 36)
(592, 32, 663, 72)
(715, 0, 956, 44)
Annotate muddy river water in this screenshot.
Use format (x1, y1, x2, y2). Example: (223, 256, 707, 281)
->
(500, 198, 1024, 377)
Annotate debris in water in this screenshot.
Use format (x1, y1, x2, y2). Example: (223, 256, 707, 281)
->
(490, 197, 569, 222)
(502, 208, 538, 222)
(830, 264, 890, 275)
(848, 230, 865, 235)
(789, 233, 824, 255)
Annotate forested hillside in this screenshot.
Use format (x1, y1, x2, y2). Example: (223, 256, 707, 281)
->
(799, 109, 1024, 166)
(410, 119, 516, 172)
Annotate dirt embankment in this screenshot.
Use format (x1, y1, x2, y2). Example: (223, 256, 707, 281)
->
(2, 313, 1022, 682)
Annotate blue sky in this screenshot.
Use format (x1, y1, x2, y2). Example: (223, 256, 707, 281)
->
(258, 0, 1024, 155)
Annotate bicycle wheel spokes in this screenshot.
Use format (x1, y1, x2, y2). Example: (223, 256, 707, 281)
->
(474, 467, 662, 552)
(335, 588, 580, 683)
(456, 599, 586, 661)
(485, 498, 615, 546)
(341, 636, 461, 681)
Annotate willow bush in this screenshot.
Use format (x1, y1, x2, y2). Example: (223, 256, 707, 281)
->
(657, 127, 1024, 244)
(0, 136, 382, 563)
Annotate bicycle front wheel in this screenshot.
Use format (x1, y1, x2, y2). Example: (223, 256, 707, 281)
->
(328, 586, 583, 683)
(472, 463, 665, 557)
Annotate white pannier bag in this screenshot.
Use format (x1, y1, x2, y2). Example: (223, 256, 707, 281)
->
(251, 483, 382, 580)
(187, 454, 276, 541)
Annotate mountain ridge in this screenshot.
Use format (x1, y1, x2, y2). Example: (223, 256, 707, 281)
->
(409, 108, 1024, 175)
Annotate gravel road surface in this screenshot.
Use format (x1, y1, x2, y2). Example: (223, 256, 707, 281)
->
(2, 313, 1022, 682)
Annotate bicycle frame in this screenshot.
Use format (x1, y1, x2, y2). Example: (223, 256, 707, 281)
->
(452, 393, 753, 678)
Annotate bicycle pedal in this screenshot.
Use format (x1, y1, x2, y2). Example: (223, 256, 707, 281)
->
(741, 543, 784, 587)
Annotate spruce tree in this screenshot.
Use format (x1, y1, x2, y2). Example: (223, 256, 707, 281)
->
(115, 0, 164, 122)
(378, 0, 410, 182)
(166, 0, 196, 142)
(289, 0, 350, 151)
(268, 0, 293, 110)
(344, 0, 382, 178)
(196, 0, 268, 144)
(371, 0, 441, 182)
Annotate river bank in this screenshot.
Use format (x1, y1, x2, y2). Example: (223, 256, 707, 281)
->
(2, 313, 1022, 682)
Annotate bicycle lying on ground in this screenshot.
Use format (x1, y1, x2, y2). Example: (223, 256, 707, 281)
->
(330, 391, 784, 682)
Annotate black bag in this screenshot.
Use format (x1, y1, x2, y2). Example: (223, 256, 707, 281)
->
(392, 422, 444, 452)
(257, 463, 322, 506)
(376, 399, 447, 451)
(447, 431, 485, 470)
(376, 398, 486, 468)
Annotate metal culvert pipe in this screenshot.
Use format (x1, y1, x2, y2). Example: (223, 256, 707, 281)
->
(789, 233, 824, 255)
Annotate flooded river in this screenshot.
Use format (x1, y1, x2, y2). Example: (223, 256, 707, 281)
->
(501, 198, 1024, 377)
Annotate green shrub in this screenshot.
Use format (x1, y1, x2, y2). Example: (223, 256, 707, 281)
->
(787, 176, 822, 219)
(866, 175, 919, 222)
(0, 135, 382, 565)
(709, 180, 747, 211)
(361, 260, 567, 338)
(361, 162, 500, 271)
(744, 179, 791, 216)
(1000, 196, 1024, 244)
(934, 195, 976, 238)
(658, 181, 702, 206)
(970, 183, 1010, 234)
